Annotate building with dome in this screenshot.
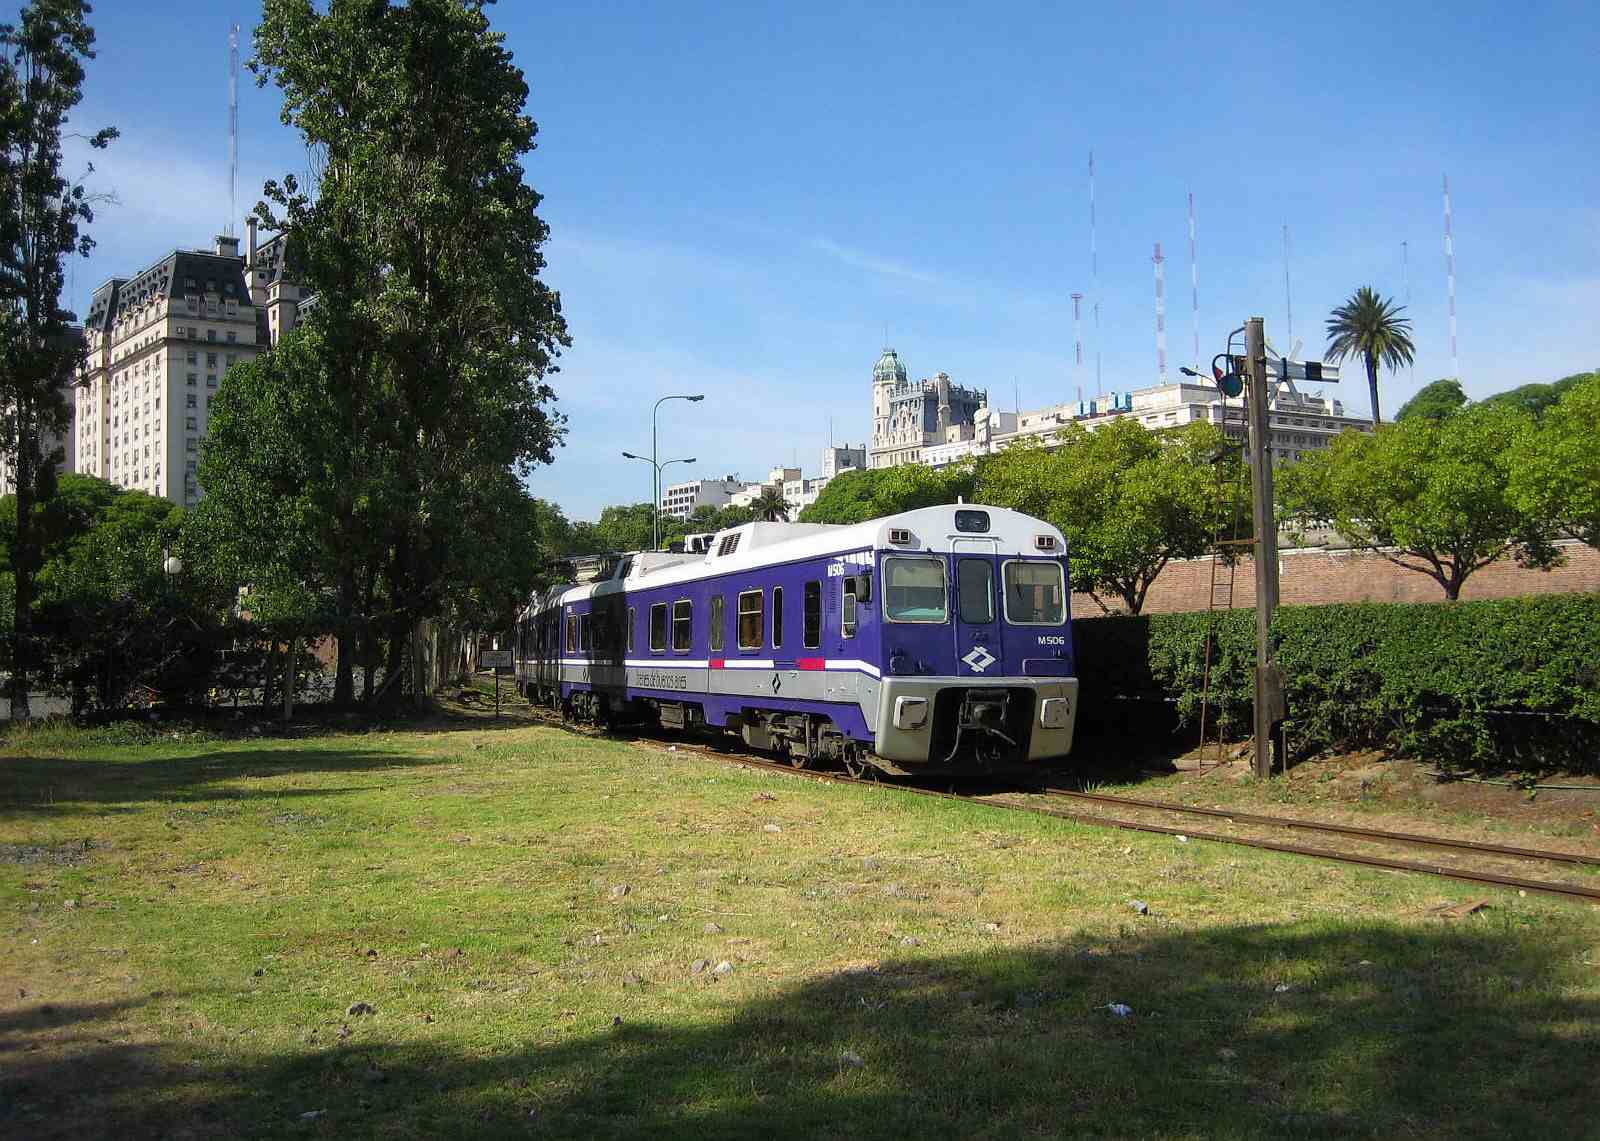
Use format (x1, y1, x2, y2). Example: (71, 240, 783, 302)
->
(868, 348, 987, 469)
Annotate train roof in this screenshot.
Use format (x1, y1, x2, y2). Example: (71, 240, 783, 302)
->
(526, 505, 1064, 610)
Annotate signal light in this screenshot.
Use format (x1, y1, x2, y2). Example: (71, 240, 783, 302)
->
(1216, 372, 1244, 398)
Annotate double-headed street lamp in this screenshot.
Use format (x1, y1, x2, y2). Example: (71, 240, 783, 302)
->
(625, 393, 705, 550)
(622, 451, 697, 550)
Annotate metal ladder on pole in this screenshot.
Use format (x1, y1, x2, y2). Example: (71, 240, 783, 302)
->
(1196, 403, 1251, 769)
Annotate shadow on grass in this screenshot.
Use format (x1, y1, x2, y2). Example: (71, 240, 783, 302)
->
(0, 746, 446, 817)
(4, 919, 1596, 1139)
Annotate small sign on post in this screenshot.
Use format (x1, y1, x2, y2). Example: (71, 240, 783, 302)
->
(480, 649, 514, 718)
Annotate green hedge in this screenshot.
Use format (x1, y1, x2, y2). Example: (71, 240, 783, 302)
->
(1073, 595, 1600, 771)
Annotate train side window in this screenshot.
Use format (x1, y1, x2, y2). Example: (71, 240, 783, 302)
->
(672, 600, 692, 652)
(565, 613, 577, 653)
(709, 595, 725, 652)
(737, 590, 763, 650)
(803, 581, 821, 648)
(841, 582, 858, 638)
(649, 603, 668, 652)
(772, 587, 784, 648)
(627, 607, 636, 653)
(578, 613, 591, 652)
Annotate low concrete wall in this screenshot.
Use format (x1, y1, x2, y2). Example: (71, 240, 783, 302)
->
(1071, 540, 1600, 616)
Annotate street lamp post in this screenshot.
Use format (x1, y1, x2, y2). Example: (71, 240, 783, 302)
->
(622, 452, 697, 549)
(648, 394, 704, 549)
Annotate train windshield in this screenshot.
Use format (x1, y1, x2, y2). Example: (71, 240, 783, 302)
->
(1003, 560, 1066, 625)
(884, 556, 948, 623)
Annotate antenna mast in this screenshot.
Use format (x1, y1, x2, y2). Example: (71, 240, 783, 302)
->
(1152, 242, 1167, 384)
(1188, 191, 1200, 370)
(1089, 151, 1101, 391)
(1443, 174, 1459, 378)
(228, 23, 239, 237)
(1070, 291, 1084, 369)
(1281, 223, 1293, 347)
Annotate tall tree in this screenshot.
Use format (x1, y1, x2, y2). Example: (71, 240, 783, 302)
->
(1395, 378, 1468, 422)
(0, 0, 115, 717)
(1325, 286, 1416, 426)
(975, 420, 1241, 614)
(241, 0, 568, 704)
(799, 463, 976, 524)
(1278, 403, 1559, 600)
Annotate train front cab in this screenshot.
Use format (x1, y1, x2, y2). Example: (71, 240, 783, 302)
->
(868, 519, 1079, 770)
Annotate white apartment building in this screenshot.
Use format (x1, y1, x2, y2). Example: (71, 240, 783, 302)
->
(660, 475, 746, 521)
(72, 226, 314, 507)
(916, 380, 1367, 469)
(75, 235, 263, 505)
(661, 446, 867, 523)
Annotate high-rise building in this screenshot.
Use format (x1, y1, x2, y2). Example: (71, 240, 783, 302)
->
(75, 235, 263, 505)
(73, 226, 315, 506)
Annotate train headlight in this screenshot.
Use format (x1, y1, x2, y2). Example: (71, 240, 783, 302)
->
(893, 696, 929, 730)
(1039, 697, 1071, 729)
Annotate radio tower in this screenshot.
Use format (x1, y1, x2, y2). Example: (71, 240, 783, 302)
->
(1070, 292, 1084, 368)
(1188, 192, 1200, 369)
(1443, 174, 1459, 378)
(227, 23, 239, 237)
(1153, 242, 1167, 384)
(1089, 151, 1101, 391)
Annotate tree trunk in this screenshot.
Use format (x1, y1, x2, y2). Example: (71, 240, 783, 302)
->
(1366, 353, 1382, 425)
(358, 569, 377, 705)
(10, 400, 36, 721)
(282, 636, 299, 719)
(333, 564, 357, 707)
(262, 641, 277, 711)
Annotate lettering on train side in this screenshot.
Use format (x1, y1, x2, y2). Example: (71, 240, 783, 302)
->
(635, 671, 690, 691)
(827, 550, 873, 576)
(1036, 635, 1066, 646)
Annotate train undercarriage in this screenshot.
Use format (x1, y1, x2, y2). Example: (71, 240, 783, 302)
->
(524, 679, 1041, 779)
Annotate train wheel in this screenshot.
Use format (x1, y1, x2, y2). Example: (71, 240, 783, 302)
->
(842, 745, 872, 780)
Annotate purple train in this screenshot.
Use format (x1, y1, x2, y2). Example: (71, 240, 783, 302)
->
(513, 504, 1079, 775)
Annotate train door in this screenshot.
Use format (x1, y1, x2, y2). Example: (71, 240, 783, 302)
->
(951, 538, 1004, 677)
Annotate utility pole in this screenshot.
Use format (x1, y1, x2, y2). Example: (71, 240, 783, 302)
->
(1245, 317, 1286, 778)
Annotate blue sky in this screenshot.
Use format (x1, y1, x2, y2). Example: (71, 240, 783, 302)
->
(61, 0, 1600, 519)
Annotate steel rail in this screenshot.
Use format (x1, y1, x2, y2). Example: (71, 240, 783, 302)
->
(1035, 787, 1600, 867)
(523, 712, 1600, 905)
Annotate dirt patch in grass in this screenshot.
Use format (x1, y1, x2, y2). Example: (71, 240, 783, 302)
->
(0, 838, 95, 866)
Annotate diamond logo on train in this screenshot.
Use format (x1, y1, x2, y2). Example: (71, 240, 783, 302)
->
(514, 505, 1079, 776)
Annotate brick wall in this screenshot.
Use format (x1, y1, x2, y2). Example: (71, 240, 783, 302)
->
(1071, 540, 1600, 616)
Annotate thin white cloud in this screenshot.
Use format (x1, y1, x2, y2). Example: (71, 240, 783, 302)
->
(808, 236, 950, 288)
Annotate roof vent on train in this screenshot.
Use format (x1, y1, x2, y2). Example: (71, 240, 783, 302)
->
(569, 554, 620, 584)
(716, 532, 741, 557)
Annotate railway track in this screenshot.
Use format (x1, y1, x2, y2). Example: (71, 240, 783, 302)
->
(521, 709, 1600, 906)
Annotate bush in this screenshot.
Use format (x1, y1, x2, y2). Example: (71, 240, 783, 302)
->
(1073, 595, 1600, 771)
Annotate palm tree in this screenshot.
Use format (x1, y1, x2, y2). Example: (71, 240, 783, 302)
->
(1325, 286, 1417, 425)
(752, 485, 790, 523)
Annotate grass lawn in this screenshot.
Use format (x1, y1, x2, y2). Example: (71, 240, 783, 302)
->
(3, 716, 1599, 1139)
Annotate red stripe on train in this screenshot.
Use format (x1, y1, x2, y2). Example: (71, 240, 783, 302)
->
(709, 658, 725, 669)
(796, 658, 826, 671)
